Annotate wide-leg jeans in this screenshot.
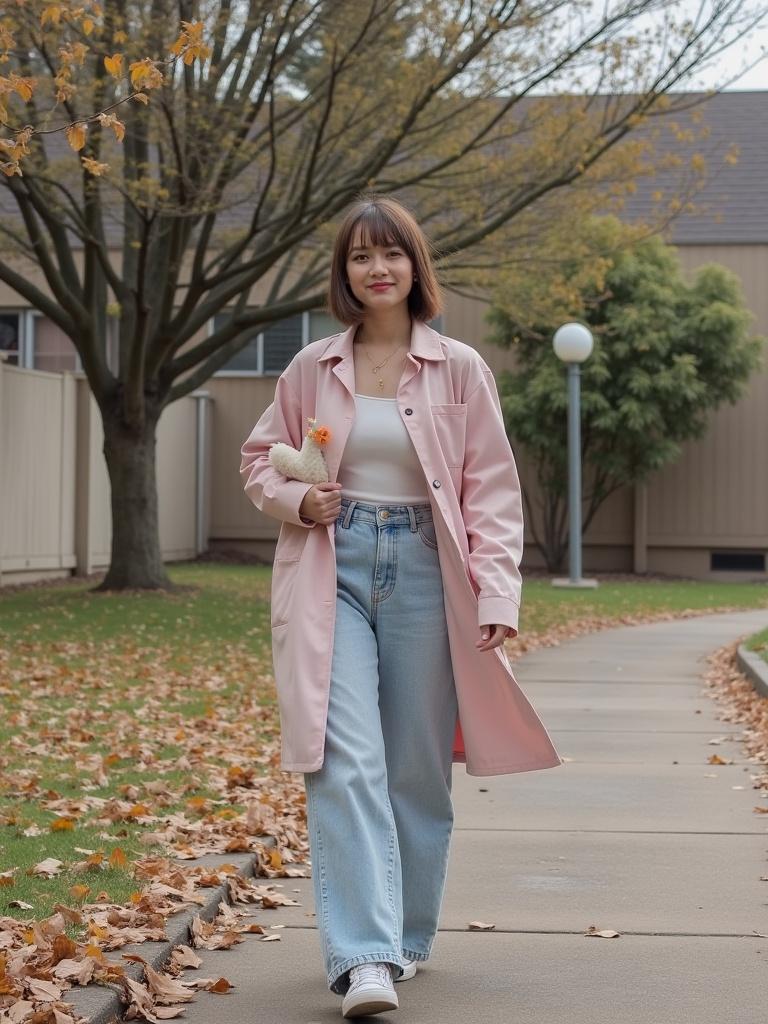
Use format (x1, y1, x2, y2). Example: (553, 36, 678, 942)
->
(303, 497, 459, 995)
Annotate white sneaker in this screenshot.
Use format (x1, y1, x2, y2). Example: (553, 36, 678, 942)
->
(342, 962, 399, 1018)
(395, 958, 417, 982)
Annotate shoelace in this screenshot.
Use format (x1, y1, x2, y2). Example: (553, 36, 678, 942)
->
(349, 963, 393, 989)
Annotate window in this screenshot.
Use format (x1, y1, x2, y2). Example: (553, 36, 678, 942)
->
(309, 310, 342, 342)
(0, 311, 80, 372)
(263, 315, 304, 373)
(31, 316, 79, 373)
(0, 313, 21, 365)
(214, 310, 343, 376)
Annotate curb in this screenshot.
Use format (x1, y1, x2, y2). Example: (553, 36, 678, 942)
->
(737, 643, 768, 700)
(65, 842, 276, 1024)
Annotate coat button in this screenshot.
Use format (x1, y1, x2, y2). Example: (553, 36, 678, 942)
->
(432, 479, 441, 488)
(404, 408, 413, 415)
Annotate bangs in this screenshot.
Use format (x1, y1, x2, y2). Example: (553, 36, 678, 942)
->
(348, 206, 410, 255)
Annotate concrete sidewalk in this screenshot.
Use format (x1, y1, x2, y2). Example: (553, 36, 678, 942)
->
(173, 610, 768, 1024)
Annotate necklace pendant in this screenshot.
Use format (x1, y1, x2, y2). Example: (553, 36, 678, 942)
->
(378, 377, 384, 390)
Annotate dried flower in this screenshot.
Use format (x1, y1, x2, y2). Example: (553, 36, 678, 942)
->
(306, 418, 331, 445)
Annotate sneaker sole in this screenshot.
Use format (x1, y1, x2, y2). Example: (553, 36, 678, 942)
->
(342, 990, 399, 1017)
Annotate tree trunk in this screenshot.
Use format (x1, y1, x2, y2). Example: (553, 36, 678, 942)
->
(96, 406, 174, 591)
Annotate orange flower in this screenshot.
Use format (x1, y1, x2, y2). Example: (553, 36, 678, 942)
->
(310, 425, 331, 445)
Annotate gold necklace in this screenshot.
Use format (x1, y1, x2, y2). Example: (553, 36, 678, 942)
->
(359, 338, 408, 391)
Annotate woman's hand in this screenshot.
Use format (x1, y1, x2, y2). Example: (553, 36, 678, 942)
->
(475, 624, 517, 652)
(299, 481, 343, 525)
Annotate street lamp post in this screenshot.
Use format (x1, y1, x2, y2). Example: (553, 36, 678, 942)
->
(552, 322, 598, 589)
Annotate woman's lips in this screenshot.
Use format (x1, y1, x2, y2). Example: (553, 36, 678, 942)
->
(369, 283, 393, 291)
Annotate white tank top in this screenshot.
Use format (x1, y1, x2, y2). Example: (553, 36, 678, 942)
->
(337, 394, 430, 503)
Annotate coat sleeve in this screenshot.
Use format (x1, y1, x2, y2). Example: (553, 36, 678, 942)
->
(461, 367, 523, 632)
(239, 370, 318, 529)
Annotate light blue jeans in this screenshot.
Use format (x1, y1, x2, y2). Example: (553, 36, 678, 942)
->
(304, 497, 459, 995)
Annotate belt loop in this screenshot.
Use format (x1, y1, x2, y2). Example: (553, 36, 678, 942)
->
(407, 505, 417, 532)
(342, 500, 357, 528)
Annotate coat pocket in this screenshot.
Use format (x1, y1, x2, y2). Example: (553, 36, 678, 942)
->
(430, 403, 467, 469)
(271, 558, 300, 627)
(275, 521, 309, 562)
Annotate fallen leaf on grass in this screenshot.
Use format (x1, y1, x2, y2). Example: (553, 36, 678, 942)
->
(29, 858, 65, 877)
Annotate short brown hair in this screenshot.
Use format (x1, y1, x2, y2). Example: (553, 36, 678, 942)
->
(327, 194, 443, 325)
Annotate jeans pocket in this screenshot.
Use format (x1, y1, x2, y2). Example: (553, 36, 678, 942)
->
(416, 520, 439, 551)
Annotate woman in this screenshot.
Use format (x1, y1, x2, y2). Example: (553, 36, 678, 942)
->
(240, 195, 562, 1018)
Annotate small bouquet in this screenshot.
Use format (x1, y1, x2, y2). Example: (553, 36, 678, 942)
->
(268, 417, 332, 484)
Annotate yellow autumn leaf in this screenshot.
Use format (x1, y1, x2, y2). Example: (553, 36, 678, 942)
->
(82, 17, 94, 35)
(69, 884, 91, 901)
(97, 112, 124, 141)
(132, 92, 149, 105)
(114, 29, 128, 44)
(109, 846, 127, 868)
(65, 123, 87, 152)
(129, 59, 163, 91)
(268, 848, 283, 870)
(50, 816, 76, 831)
(127, 803, 150, 817)
(104, 53, 123, 77)
(10, 75, 34, 102)
(40, 5, 63, 28)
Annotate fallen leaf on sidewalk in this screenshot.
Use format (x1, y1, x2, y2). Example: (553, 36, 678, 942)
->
(467, 921, 495, 930)
(585, 925, 621, 938)
(201, 977, 233, 993)
(170, 945, 202, 970)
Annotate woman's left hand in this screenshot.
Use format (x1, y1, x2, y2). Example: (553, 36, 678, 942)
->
(475, 624, 517, 651)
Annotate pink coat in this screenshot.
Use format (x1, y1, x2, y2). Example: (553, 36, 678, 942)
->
(239, 321, 563, 776)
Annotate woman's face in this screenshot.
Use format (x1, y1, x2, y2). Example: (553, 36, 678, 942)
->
(345, 228, 414, 314)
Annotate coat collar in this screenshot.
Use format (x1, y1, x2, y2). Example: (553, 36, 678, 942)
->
(317, 320, 446, 363)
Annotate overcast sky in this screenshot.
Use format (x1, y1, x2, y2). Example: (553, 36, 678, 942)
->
(667, 3, 767, 92)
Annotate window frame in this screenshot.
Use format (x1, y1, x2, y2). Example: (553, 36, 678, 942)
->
(28, 310, 83, 373)
(212, 310, 311, 378)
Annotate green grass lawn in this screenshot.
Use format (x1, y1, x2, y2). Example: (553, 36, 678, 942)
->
(1, 562, 767, 922)
(518, 577, 768, 635)
(746, 626, 768, 663)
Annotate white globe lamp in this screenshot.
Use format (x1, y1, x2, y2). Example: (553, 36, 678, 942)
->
(553, 322, 594, 364)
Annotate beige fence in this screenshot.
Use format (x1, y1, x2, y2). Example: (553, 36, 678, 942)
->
(0, 354, 212, 586)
